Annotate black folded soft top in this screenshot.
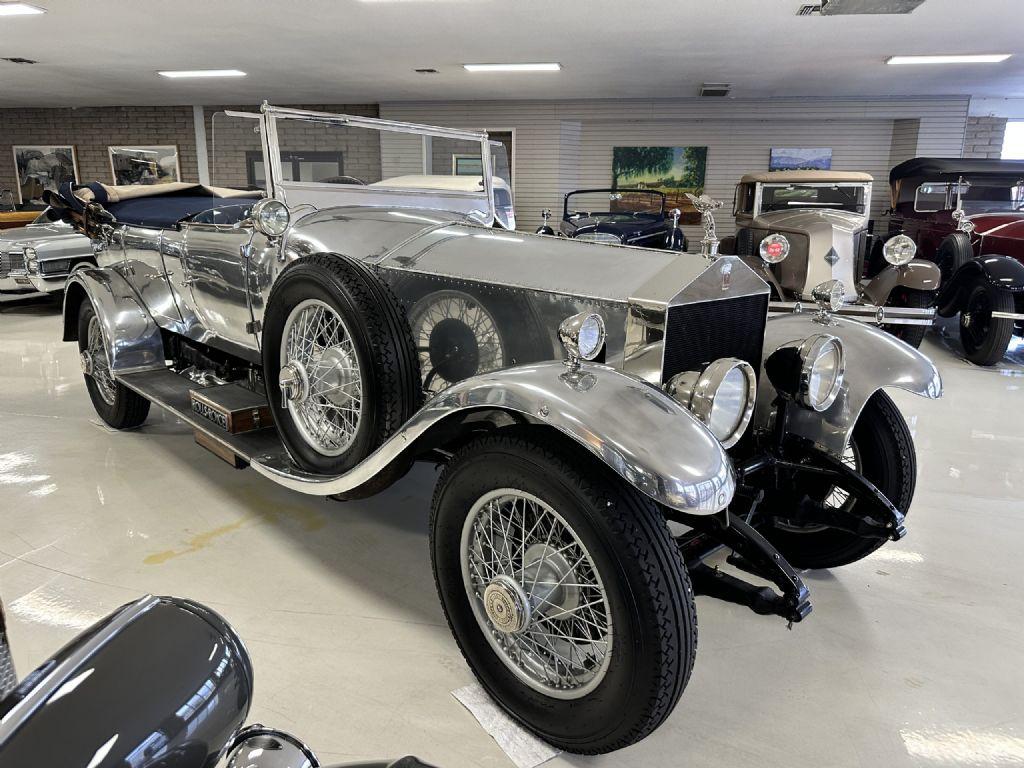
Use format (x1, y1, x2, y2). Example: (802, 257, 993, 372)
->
(65, 182, 262, 229)
(889, 157, 1024, 184)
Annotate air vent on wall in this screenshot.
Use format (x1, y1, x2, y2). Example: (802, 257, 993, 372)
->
(414, 68, 438, 74)
(700, 83, 731, 97)
(1, 56, 37, 64)
(798, 0, 926, 14)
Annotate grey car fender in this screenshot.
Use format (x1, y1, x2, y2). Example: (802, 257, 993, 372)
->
(752, 313, 942, 457)
(62, 268, 166, 374)
(252, 360, 736, 515)
(860, 259, 941, 306)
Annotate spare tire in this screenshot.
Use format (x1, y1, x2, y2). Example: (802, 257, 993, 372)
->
(262, 254, 421, 475)
(936, 231, 973, 282)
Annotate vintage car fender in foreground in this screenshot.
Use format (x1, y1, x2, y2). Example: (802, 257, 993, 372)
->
(0, 594, 435, 767)
(50, 103, 942, 755)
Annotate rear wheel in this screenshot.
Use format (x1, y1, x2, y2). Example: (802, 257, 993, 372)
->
(431, 429, 696, 754)
(758, 391, 916, 569)
(77, 302, 150, 429)
(959, 279, 1014, 366)
(937, 231, 973, 283)
(881, 288, 933, 348)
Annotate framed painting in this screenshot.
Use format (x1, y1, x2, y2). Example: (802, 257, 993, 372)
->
(12, 145, 79, 206)
(769, 147, 833, 171)
(109, 145, 181, 185)
(611, 146, 708, 224)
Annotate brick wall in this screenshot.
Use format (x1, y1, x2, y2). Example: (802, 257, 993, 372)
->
(0, 105, 197, 207)
(963, 116, 1008, 159)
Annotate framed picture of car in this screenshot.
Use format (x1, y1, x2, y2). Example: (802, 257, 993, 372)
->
(108, 145, 181, 186)
(13, 144, 79, 206)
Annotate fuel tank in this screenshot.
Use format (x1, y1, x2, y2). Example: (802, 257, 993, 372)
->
(0, 595, 252, 768)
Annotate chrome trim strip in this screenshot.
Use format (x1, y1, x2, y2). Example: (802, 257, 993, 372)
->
(992, 311, 1024, 321)
(250, 361, 735, 515)
(769, 300, 936, 326)
(0, 596, 159, 738)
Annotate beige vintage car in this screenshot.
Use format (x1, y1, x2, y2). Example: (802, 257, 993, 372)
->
(720, 170, 940, 347)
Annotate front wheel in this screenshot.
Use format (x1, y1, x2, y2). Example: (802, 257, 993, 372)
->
(77, 301, 150, 429)
(959, 279, 1014, 366)
(431, 428, 696, 754)
(758, 391, 916, 569)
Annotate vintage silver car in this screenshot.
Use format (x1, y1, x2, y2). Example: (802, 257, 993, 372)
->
(49, 104, 941, 754)
(0, 209, 95, 296)
(720, 171, 941, 347)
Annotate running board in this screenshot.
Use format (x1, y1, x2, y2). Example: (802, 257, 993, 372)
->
(117, 369, 289, 468)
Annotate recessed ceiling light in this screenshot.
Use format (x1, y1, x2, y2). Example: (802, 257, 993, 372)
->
(0, 3, 46, 16)
(157, 69, 247, 78)
(463, 63, 561, 73)
(886, 54, 1011, 65)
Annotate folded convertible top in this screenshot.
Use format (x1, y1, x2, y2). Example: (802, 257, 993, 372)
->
(72, 182, 261, 205)
(66, 182, 263, 229)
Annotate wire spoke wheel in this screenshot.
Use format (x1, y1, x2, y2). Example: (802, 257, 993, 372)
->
(86, 315, 117, 406)
(775, 441, 861, 534)
(409, 290, 504, 394)
(460, 488, 613, 699)
(280, 299, 363, 456)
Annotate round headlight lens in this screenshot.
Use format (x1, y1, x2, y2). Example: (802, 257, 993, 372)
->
(759, 233, 791, 264)
(883, 233, 917, 266)
(577, 314, 605, 360)
(253, 199, 290, 237)
(666, 358, 756, 448)
(800, 335, 845, 411)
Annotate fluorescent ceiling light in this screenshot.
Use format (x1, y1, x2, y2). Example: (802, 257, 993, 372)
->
(157, 69, 247, 78)
(0, 3, 46, 15)
(463, 63, 561, 72)
(886, 54, 1011, 65)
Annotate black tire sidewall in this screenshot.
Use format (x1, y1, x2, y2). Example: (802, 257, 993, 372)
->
(263, 261, 383, 474)
(959, 280, 1014, 366)
(76, 301, 149, 429)
(432, 441, 682, 751)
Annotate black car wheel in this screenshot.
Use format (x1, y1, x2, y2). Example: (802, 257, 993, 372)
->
(431, 428, 696, 754)
(881, 288, 933, 349)
(263, 254, 421, 474)
(77, 301, 150, 429)
(959, 278, 1014, 366)
(937, 231, 973, 283)
(758, 391, 916, 569)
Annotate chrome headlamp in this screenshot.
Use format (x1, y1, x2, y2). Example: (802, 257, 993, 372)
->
(764, 333, 845, 412)
(575, 232, 621, 245)
(252, 199, 290, 238)
(24, 247, 38, 274)
(882, 233, 917, 266)
(811, 279, 845, 313)
(559, 312, 606, 371)
(666, 358, 757, 448)
(759, 233, 790, 264)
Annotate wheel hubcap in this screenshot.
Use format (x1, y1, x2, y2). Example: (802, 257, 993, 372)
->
(84, 315, 116, 406)
(79, 350, 93, 376)
(461, 489, 613, 699)
(280, 299, 363, 456)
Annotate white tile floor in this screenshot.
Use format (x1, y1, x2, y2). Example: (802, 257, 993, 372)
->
(1, 293, 1022, 768)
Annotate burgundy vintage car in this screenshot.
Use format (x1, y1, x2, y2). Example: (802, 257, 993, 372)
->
(881, 158, 1024, 365)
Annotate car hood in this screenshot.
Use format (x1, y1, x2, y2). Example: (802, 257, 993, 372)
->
(0, 224, 81, 249)
(752, 209, 866, 234)
(968, 212, 1024, 238)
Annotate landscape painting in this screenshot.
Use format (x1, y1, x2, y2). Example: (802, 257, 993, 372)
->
(769, 147, 833, 171)
(13, 145, 78, 206)
(611, 146, 708, 223)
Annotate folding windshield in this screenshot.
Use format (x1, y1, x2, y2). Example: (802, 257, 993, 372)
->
(915, 180, 1024, 214)
(758, 183, 868, 214)
(565, 190, 665, 220)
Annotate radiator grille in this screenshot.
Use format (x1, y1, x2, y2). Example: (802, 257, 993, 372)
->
(662, 294, 769, 383)
(0, 252, 26, 278)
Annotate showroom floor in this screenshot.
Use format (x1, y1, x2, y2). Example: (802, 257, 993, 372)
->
(1, 292, 1021, 768)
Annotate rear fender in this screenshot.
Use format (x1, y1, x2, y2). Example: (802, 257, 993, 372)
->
(936, 256, 1024, 317)
(752, 313, 942, 457)
(860, 259, 941, 306)
(62, 269, 165, 373)
(252, 361, 736, 515)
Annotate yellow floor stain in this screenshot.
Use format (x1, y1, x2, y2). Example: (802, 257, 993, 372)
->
(144, 496, 328, 565)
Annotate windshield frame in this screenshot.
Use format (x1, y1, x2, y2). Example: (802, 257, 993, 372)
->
(754, 182, 871, 216)
(913, 178, 1024, 214)
(563, 189, 666, 220)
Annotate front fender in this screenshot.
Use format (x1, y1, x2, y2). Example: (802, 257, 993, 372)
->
(252, 361, 735, 515)
(860, 259, 941, 306)
(752, 313, 942, 457)
(936, 256, 1024, 317)
(62, 268, 165, 374)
